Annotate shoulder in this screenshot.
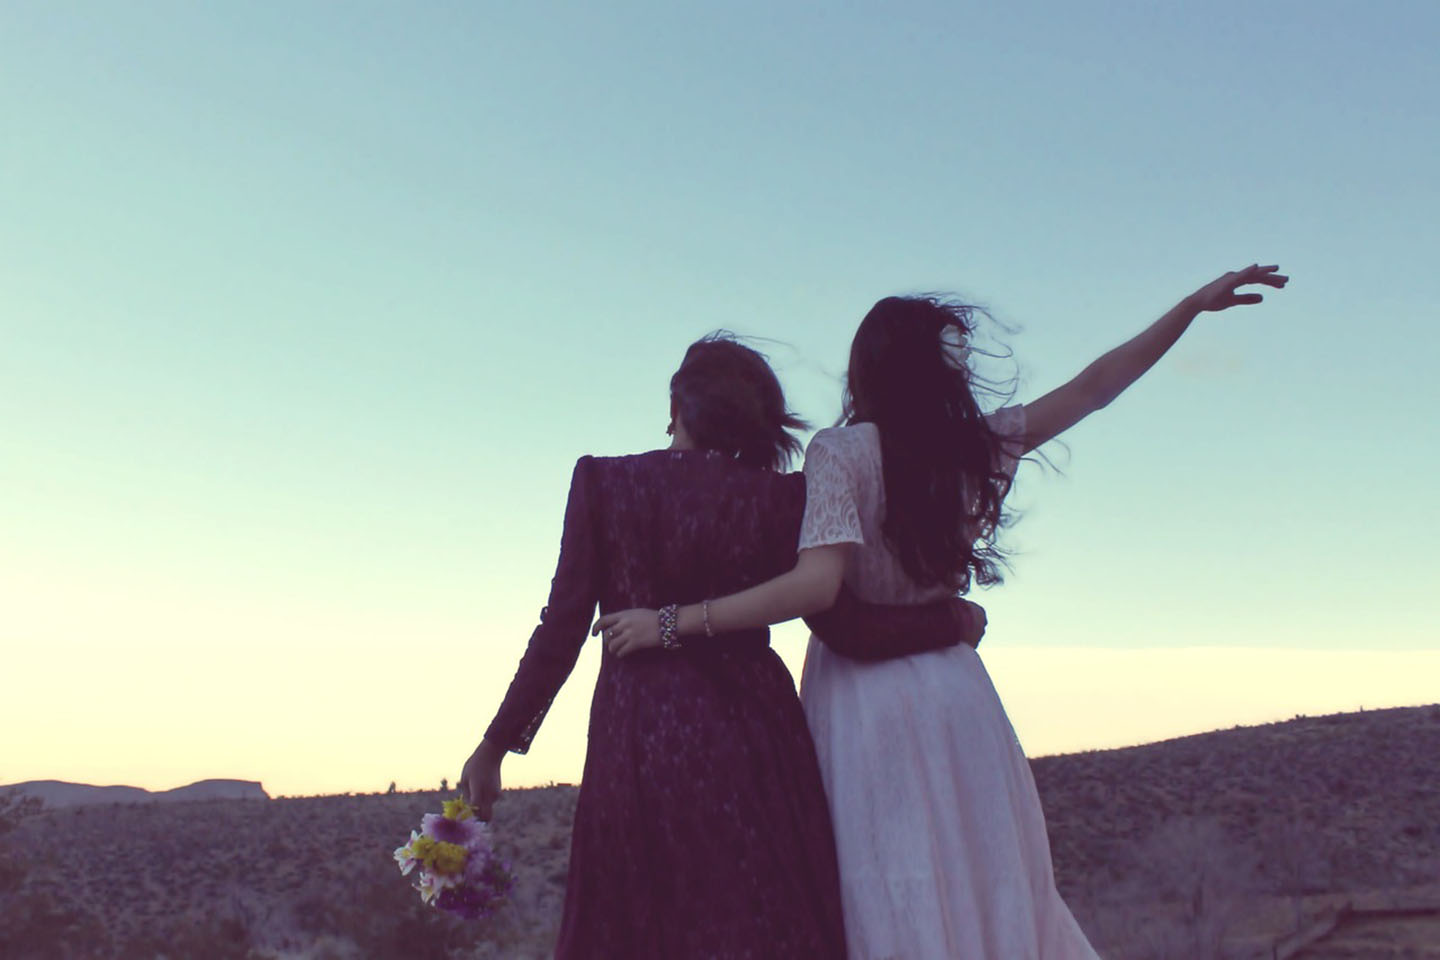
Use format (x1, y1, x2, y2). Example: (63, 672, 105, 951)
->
(562, 452, 641, 489)
(580, 450, 676, 475)
(586, 449, 792, 488)
(806, 424, 879, 472)
(572, 451, 663, 488)
(808, 423, 878, 455)
(984, 404, 1026, 438)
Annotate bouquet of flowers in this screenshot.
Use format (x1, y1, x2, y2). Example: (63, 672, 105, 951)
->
(394, 796, 515, 920)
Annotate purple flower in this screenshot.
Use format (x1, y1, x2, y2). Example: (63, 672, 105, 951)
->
(436, 883, 497, 920)
(422, 812, 485, 847)
(428, 853, 515, 920)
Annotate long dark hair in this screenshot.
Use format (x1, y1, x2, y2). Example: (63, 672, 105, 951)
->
(843, 295, 1017, 591)
(670, 333, 807, 471)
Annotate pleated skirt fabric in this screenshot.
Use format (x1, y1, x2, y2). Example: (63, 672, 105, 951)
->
(801, 639, 1102, 960)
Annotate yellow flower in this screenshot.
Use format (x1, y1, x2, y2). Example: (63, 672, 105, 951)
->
(411, 835, 437, 863)
(442, 796, 475, 822)
(430, 841, 467, 876)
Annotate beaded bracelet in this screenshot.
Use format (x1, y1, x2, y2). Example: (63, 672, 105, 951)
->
(658, 604, 681, 650)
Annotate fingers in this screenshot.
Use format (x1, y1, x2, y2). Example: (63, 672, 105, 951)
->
(1221, 264, 1287, 306)
(1241, 264, 1287, 287)
(956, 599, 986, 648)
(608, 632, 648, 658)
(597, 617, 630, 656)
(472, 777, 497, 820)
(462, 778, 491, 819)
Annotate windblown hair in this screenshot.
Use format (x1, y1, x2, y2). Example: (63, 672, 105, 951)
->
(670, 333, 807, 471)
(843, 295, 1017, 592)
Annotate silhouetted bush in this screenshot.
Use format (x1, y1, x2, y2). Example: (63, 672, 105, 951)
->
(1075, 815, 1261, 960)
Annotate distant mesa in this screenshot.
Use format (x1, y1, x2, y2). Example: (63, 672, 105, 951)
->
(1, 778, 269, 809)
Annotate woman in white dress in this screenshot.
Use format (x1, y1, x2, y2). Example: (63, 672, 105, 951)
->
(596, 264, 1288, 959)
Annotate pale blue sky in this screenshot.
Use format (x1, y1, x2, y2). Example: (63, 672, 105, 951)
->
(3, 2, 1436, 794)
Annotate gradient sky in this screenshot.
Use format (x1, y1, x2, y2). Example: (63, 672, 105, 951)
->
(3, 2, 1437, 797)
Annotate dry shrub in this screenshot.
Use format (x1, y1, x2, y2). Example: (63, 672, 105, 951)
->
(1075, 815, 1260, 960)
(1258, 807, 1334, 933)
(0, 790, 107, 959)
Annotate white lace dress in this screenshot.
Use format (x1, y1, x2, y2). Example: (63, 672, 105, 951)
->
(798, 409, 1102, 960)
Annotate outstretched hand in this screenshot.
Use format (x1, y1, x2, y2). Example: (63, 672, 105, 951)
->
(1188, 264, 1288, 313)
(592, 608, 661, 657)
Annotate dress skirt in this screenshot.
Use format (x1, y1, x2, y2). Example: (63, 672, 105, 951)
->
(801, 639, 1102, 960)
(556, 644, 848, 960)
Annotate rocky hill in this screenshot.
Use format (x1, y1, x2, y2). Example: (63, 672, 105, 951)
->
(1034, 704, 1440, 958)
(1035, 704, 1440, 894)
(2, 778, 270, 808)
(1, 705, 1436, 959)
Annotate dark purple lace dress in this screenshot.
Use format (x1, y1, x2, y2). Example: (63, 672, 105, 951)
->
(485, 451, 970, 960)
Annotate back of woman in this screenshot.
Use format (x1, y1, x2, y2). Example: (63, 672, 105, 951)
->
(590, 449, 806, 612)
(796, 409, 1025, 606)
(795, 297, 1101, 960)
(481, 355, 852, 958)
(555, 451, 849, 959)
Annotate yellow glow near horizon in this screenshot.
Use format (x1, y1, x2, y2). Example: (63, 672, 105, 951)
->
(4, 518, 1435, 798)
(490, 642, 1440, 792)
(6, 618, 1436, 797)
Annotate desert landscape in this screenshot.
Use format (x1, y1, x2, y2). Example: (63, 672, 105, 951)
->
(3, 704, 1437, 959)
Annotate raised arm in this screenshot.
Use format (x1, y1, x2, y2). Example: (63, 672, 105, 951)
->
(1021, 264, 1288, 453)
(462, 457, 600, 817)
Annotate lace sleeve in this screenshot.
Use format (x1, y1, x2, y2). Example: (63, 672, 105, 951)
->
(986, 405, 1028, 481)
(483, 457, 600, 754)
(798, 431, 864, 552)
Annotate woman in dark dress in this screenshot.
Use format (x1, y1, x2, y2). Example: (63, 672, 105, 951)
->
(459, 335, 984, 959)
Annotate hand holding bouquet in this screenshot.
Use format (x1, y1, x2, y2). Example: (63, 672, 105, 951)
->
(394, 796, 515, 919)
